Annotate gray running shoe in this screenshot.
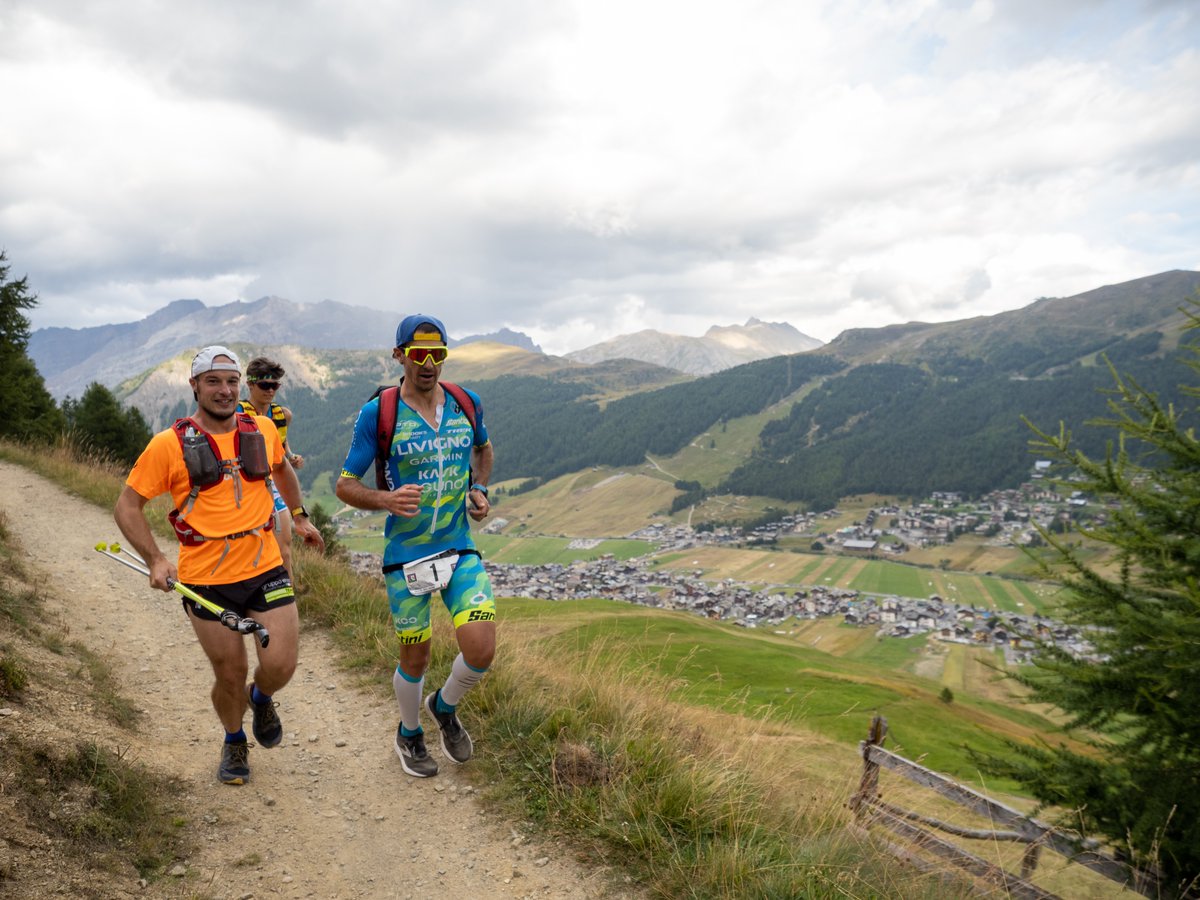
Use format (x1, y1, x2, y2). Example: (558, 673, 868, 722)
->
(425, 690, 473, 764)
(247, 684, 282, 748)
(219, 740, 250, 785)
(394, 726, 439, 778)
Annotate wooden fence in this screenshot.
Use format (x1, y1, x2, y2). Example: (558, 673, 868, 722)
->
(848, 715, 1157, 899)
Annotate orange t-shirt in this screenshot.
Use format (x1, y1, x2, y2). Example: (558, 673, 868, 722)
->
(126, 417, 284, 584)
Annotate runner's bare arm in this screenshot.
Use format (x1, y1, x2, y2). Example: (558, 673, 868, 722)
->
(272, 457, 325, 552)
(471, 442, 494, 487)
(335, 475, 422, 518)
(113, 485, 176, 591)
(282, 407, 304, 468)
(466, 443, 494, 521)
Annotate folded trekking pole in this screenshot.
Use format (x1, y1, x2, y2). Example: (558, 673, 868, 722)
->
(94, 541, 270, 647)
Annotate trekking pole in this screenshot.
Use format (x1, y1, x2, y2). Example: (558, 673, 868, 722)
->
(94, 542, 270, 648)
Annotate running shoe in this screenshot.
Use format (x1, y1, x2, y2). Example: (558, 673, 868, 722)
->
(425, 690, 473, 764)
(219, 740, 250, 785)
(394, 726, 439, 778)
(246, 684, 282, 748)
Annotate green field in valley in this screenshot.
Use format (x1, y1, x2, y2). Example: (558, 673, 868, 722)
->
(501, 596, 1066, 793)
(474, 534, 654, 564)
(337, 523, 655, 564)
(847, 560, 928, 598)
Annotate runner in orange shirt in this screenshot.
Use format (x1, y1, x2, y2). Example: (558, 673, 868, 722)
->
(114, 346, 325, 785)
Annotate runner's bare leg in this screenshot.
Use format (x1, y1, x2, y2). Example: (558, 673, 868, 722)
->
(250, 602, 299, 695)
(188, 602, 298, 729)
(187, 611, 250, 732)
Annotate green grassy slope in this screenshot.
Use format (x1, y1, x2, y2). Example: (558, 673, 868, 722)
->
(500, 596, 1076, 794)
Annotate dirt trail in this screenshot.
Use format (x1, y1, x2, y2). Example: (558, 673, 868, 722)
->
(0, 460, 619, 899)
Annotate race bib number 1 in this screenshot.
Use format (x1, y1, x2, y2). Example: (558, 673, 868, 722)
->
(402, 550, 460, 595)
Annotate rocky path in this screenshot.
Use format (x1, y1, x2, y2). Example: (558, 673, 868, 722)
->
(0, 460, 618, 899)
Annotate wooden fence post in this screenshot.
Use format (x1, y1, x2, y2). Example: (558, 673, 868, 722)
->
(1021, 843, 1042, 879)
(849, 714, 888, 817)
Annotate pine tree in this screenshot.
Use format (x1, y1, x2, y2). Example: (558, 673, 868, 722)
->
(307, 502, 343, 559)
(978, 302, 1200, 894)
(62, 382, 152, 465)
(0, 251, 63, 442)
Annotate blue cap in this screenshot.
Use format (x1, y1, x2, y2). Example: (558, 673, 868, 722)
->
(396, 314, 448, 347)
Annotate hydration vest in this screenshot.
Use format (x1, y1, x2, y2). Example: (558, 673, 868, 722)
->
(238, 399, 288, 443)
(169, 414, 275, 573)
(371, 380, 477, 491)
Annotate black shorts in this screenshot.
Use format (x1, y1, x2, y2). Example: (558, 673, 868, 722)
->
(181, 566, 295, 622)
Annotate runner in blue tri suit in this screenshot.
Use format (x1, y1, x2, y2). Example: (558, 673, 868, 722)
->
(335, 314, 495, 778)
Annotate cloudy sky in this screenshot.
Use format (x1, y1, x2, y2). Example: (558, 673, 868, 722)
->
(2, 1, 1197, 354)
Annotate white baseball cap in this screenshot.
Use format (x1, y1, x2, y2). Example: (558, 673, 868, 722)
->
(191, 346, 241, 376)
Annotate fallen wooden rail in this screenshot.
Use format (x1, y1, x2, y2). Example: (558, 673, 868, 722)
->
(848, 715, 1158, 899)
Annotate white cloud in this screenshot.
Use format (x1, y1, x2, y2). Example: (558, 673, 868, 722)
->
(1, 0, 1197, 349)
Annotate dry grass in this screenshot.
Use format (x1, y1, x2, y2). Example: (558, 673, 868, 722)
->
(856, 769, 1139, 900)
(500, 469, 679, 537)
(0, 436, 173, 532)
(467, 623, 980, 899)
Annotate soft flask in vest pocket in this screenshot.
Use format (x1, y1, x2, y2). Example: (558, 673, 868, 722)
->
(238, 430, 270, 479)
(180, 432, 223, 487)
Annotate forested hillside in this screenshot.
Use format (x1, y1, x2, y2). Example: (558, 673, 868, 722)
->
(723, 331, 1190, 509)
(482, 354, 845, 482)
(274, 353, 844, 488)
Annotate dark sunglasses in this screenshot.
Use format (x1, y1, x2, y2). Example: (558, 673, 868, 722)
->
(250, 380, 281, 391)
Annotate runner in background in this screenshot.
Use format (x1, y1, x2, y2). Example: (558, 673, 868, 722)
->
(239, 357, 305, 587)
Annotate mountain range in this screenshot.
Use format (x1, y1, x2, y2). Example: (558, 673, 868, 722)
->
(28, 299, 820, 399)
(28, 297, 542, 400)
(563, 318, 822, 375)
(816, 269, 1200, 368)
(28, 269, 1200, 517)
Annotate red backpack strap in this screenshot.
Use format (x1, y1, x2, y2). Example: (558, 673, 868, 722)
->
(441, 381, 477, 437)
(234, 411, 257, 442)
(172, 416, 197, 444)
(172, 417, 223, 461)
(374, 385, 400, 490)
(441, 381, 480, 493)
(171, 417, 219, 514)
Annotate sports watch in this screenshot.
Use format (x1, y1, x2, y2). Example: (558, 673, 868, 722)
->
(291, 506, 309, 518)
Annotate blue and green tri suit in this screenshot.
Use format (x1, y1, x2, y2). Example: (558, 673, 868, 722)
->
(339, 384, 496, 644)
